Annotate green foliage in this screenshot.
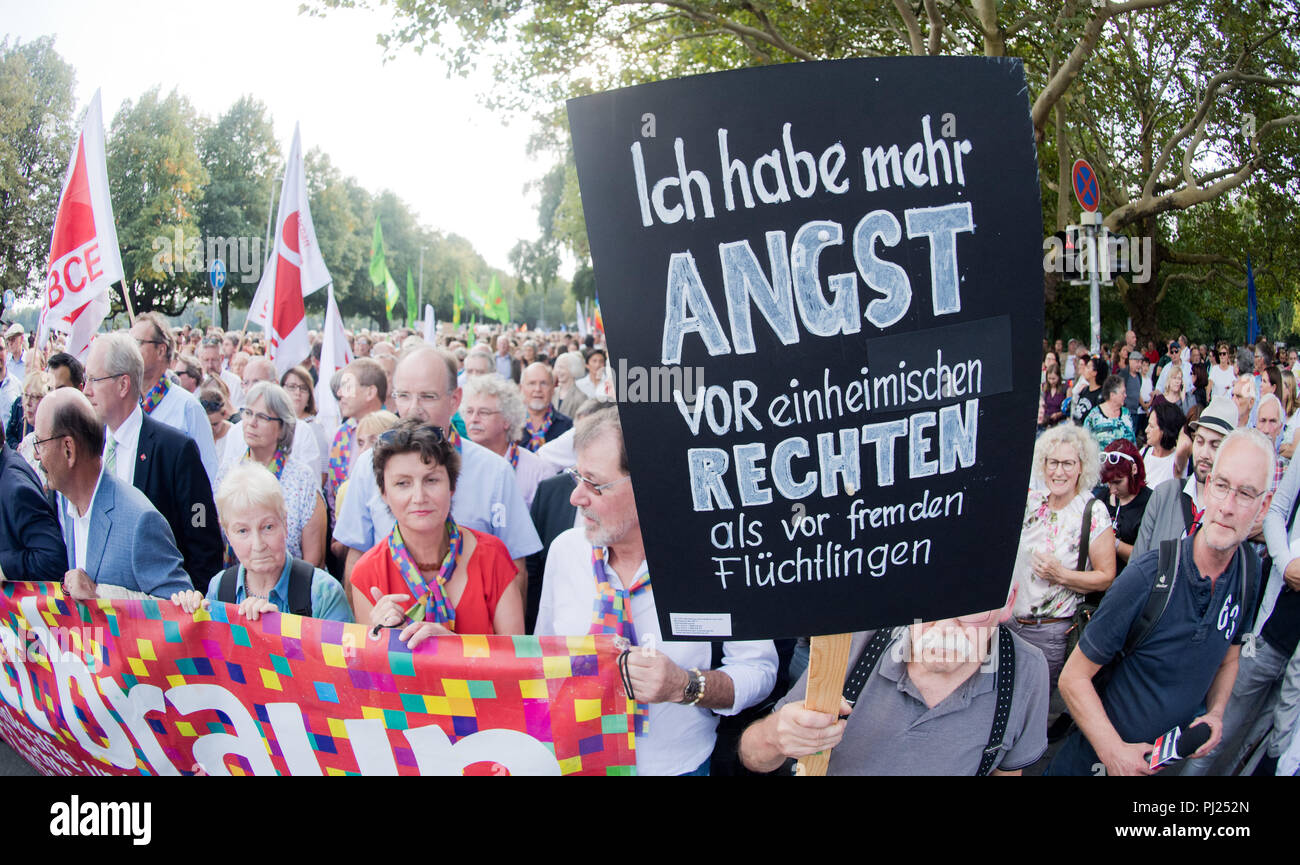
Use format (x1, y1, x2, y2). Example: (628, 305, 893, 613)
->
(0, 36, 76, 301)
(107, 87, 210, 317)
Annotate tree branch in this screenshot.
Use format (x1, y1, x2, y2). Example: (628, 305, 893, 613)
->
(620, 0, 816, 61)
(1030, 0, 1180, 140)
(891, 0, 927, 56)
(923, 0, 943, 55)
(970, 0, 1004, 56)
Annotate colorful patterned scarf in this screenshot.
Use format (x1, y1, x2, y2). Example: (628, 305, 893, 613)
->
(327, 418, 357, 498)
(588, 545, 651, 732)
(506, 441, 520, 470)
(388, 519, 462, 630)
(523, 407, 553, 452)
(141, 376, 171, 415)
(446, 426, 462, 453)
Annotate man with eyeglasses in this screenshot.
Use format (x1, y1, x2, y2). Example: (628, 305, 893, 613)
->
(332, 346, 541, 594)
(130, 313, 217, 485)
(34, 388, 193, 601)
(83, 334, 223, 589)
(1049, 428, 1271, 775)
(461, 373, 556, 509)
(739, 583, 1049, 775)
(1134, 396, 1238, 560)
(536, 405, 778, 775)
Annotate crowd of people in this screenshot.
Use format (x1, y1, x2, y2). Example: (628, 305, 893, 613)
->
(0, 315, 1296, 775)
(1026, 330, 1300, 776)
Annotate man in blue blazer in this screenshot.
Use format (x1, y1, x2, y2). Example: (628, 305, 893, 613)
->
(0, 440, 66, 581)
(34, 388, 193, 600)
(84, 333, 223, 587)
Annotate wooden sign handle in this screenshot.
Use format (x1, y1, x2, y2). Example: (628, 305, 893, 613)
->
(795, 632, 853, 777)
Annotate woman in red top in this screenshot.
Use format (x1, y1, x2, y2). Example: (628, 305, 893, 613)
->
(350, 420, 524, 645)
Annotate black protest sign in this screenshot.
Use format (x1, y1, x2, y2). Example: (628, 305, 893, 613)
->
(568, 58, 1043, 641)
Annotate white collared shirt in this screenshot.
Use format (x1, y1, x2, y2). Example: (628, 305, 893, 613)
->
(535, 528, 778, 775)
(107, 405, 143, 485)
(64, 470, 106, 571)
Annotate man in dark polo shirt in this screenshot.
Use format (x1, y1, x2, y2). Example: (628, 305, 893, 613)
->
(1049, 428, 1272, 775)
(738, 586, 1049, 775)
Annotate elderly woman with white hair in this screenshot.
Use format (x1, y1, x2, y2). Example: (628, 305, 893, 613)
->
(1011, 423, 1117, 692)
(215, 380, 326, 567)
(552, 351, 589, 418)
(172, 463, 352, 622)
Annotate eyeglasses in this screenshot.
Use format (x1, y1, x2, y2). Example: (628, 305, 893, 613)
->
(460, 407, 500, 420)
(1101, 451, 1135, 466)
(32, 433, 66, 455)
(86, 373, 126, 388)
(135, 339, 166, 349)
(1205, 477, 1263, 506)
(565, 466, 631, 496)
(283, 382, 309, 394)
(391, 391, 443, 405)
(1044, 458, 1079, 472)
(245, 410, 282, 426)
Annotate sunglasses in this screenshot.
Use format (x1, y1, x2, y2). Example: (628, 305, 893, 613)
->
(376, 425, 447, 446)
(1101, 451, 1135, 465)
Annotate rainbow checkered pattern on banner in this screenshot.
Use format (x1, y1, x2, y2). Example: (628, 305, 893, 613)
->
(0, 581, 637, 775)
(327, 418, 357, 499)
(523, 407, 553, 452)
(588, 545, 650, 734)
(506, 442, 520, 470)
(389, 520, 462, 629)
(140, 376, 171, 415)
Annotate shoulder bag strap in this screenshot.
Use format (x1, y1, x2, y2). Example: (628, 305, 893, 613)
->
(977, 625, 1016, 777)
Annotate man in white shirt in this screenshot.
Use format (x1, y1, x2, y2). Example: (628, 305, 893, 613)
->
(535, 404, 778, 775)
(461, 373, 556, 509)
(131, 313, 218, 483)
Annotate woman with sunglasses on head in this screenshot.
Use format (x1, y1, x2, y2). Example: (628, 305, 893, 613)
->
(1095, 440, 1150, 567)
(214, 381, 326, 568)
(281, 365, 330, 481)
(200, 379, 237, 467)
(351, 419, 524, 646)
(1140, 401, 1187, 488)
(1011, 424, 1117, 692)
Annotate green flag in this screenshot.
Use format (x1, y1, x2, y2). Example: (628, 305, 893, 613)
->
(485, 274, 509, 324)
(453, 277, 463, 325)
(385, 272, 399, 318)
(466, 278, 486, 311)
(369, 217, 388, 287)
(406, 268, 416, 328)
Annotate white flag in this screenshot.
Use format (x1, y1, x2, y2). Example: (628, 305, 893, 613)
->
(576, 299, 588, 339)
(423, 304, 436, 343)
(313, 284, 352, 433)
(38, 89, 123, 359)
(248, 124, 332, 377)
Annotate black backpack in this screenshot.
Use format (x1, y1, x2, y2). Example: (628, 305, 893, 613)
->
(216, 558, 316, 618)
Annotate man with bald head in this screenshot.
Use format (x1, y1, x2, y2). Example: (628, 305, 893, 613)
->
(240, 355, 321, 474)
(332, 346, 541, 591)
(35, 388, 192, 600)
(518, 362, 572, 452)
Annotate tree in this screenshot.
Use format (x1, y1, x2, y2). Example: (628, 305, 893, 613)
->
(198, 96, 280, 327)
(106, 87, 210, 317)
(310, 0, 1300, 343)
(0, 37, 76, 301)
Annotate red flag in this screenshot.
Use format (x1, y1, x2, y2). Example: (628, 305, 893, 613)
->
(248, 124, 331, 377)
(38, 90, 122, 360)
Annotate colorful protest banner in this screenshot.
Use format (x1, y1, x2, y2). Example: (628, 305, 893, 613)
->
(0, 582, 636, 776)
(568, 58, 1044, 641)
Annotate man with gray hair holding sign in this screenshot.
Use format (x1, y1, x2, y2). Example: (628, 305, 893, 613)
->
(535, 404, 778, 775)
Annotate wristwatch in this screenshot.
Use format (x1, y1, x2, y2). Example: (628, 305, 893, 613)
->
(681, 668, 705, 706)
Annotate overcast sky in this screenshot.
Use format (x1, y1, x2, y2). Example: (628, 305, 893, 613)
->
(3, 0, 548, 274)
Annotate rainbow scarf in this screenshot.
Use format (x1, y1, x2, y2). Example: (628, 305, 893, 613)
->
(446, 426, 462, 453)
(141, 376, 171, 415)
(588, 545, 651, 732)
(523, 407, 553, 452)
(327, 418, 357, 497)
(506, 441, 520, 470)
(389, 520, 462, 631)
